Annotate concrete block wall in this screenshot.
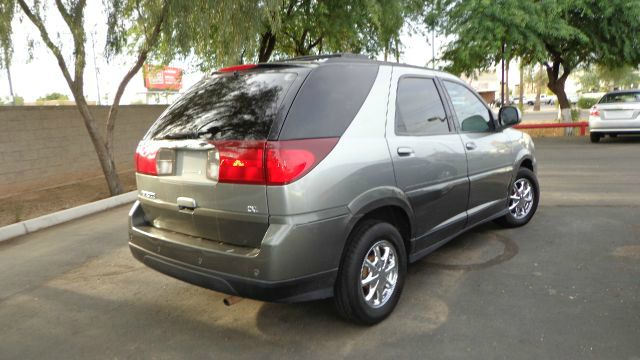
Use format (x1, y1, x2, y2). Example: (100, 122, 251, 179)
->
(0, 105, 167, 196)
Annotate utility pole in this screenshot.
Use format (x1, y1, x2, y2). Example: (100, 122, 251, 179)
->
(500, 41, 505, 107)
(90, 31, 102, 105)
(431, 27, 436, 68)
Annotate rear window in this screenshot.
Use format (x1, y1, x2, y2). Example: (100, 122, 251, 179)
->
(145, 71, 298, 140)
(278, 63, 379, 140)
(599, 92, 640, 104)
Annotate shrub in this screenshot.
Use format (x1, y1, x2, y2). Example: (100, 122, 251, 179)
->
(571, 108, 581, 122)
(577, 97, 598, 109)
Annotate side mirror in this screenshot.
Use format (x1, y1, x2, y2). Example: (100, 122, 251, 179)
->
(498, 106, 522, 128)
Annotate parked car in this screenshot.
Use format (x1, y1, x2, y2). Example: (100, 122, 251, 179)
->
(526, 94, 555, 105)
(589, 89, 640, 142)
(128, 54, 539, 325)
(568, 93, 579, 104)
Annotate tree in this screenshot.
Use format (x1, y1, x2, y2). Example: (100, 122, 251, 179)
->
(434, 0, 640, 125)
(2, 0, 174, 195)
(157, 0, 417, 70)
(596, 65, 640, 91)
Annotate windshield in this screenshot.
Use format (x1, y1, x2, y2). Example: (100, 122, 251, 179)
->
(145, 71, 298, 140)
(599, 91, 640, 104)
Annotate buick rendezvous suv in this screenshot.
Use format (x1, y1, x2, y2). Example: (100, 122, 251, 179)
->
(129, 54, 539, 324)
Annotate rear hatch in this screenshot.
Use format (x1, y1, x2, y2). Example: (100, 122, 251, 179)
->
(135, 65, 309, 248)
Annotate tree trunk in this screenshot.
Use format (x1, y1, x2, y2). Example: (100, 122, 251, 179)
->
(258, 30, 276, 63)
(74, 92, 123, 195)
(518, 61, 524, 109)
(545, 59, 572, 135)
(505, 58, 510, 105)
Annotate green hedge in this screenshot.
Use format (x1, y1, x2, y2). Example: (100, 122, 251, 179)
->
(577, 97, 598, 109)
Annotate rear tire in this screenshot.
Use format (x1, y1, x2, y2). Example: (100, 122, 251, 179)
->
(590, 132, 601, 143)
(334, 220, 406, 325)
(495, 168, 539, 228)
(610, 133, 617, 138)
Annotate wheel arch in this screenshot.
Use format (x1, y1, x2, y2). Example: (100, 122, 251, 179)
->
(341, 187, 415, 263)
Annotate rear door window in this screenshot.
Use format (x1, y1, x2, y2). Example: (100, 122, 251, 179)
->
(395, 77, 450, 135)
(278, 63, 379, 140)
(145, 71, 298, 140)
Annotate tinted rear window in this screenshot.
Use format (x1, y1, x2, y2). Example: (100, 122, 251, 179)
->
(145, 71, 298, 140)
(278, 63, 379, 140)
(599, 92, 640, 104)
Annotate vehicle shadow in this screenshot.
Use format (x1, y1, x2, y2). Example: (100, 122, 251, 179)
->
(595, 134, 640, 143)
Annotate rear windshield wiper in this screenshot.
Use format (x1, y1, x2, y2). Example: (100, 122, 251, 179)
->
(157, 125, 222, 140)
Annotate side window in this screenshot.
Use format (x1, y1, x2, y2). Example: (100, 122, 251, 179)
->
(395, 77, 450, 136)
(443, 81, 494, 133)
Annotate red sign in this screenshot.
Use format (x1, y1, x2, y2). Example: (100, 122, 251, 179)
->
(143, 65, 183, 91)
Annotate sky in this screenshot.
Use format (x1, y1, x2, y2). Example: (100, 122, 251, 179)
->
(0, 5, 446, 105)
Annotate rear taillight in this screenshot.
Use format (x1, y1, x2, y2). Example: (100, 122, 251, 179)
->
(211, 138, 339, 185)
(213, 140, 266, 184)
(590, 105, 600, 117)
(135, 143, 175, 176)
(266, 138, 339, 185)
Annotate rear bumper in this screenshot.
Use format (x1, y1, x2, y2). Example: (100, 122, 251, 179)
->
(129, 242, 336, 302)
(589, 117, 640, 132)
(128, 201, 349, 303)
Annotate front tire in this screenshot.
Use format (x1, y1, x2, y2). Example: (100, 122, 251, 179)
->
(590, 132, 601, 143)
(334, 220, 406, 325)
(495, 168, 539, 228)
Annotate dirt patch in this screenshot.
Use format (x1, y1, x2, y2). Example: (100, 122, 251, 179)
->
(0, 171, 137, 227)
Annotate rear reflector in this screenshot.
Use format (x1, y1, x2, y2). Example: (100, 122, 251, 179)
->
(211, 138, 339, 185)
(217, 64, 257, 73)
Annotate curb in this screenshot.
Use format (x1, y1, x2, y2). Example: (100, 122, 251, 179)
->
(0, 191, 137, 243)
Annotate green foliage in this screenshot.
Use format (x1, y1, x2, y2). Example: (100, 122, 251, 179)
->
(578, 69, 601, 92)
(0, 0, 15, 68)
(435, 0, 640, 109)
(579, 65, 640, 92)
(570, 108, 580, 122)
(577, 97, 598, 109)
(37, 92, 70, 101)
(130, 0, 422, 71)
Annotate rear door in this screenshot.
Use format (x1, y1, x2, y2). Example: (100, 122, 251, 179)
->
(386, 69, 469, 253)
(441, 80, 514, 226)
(135, 67, 307, 247)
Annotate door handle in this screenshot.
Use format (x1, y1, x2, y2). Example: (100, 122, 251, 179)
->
(397, 147, 414, 156)
(465, 142, 477, 151)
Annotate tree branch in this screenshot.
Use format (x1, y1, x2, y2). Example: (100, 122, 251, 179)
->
(105, 0, 170, 156)
(55, 0, 87, 94)
(17, 0, 75, 90)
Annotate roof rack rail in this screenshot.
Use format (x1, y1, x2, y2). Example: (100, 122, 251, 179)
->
(280, 53, 371, 62)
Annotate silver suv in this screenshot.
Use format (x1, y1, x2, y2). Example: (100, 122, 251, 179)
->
(129, 54, 539, 325)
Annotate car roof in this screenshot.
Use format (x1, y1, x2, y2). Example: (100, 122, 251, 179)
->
(264, 53, 459, 80)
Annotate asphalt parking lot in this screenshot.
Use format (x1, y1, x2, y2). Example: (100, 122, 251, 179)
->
(1, 136, 639, 359)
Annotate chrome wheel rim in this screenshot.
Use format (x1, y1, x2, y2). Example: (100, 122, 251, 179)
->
(360, 240, 398, 309)
(509, 178, 534, 219)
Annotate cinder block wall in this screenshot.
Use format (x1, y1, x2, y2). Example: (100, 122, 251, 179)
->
(0, 105, 167, 196)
